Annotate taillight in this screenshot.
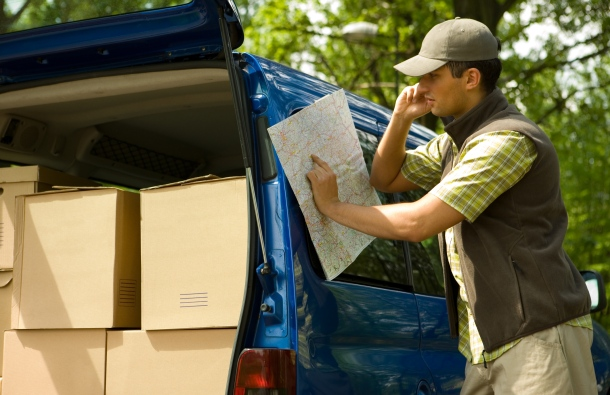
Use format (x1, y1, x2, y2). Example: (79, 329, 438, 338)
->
(234, 348, 297, 395)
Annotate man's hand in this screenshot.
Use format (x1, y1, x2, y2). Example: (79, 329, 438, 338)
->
(369, 84, 430, 193)
(306, 154, 340, 215)
(394, 83, 431, 122)
(305, 156, 465, 241)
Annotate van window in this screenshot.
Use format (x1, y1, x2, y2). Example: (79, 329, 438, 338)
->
(1, 1, 192, 34)
(337, 129, 445, 296)
(398, 190, 445, 297)
(337, 130, 409, 290)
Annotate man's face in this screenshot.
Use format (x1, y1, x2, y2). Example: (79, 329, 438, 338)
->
(417, 65, 470, 119)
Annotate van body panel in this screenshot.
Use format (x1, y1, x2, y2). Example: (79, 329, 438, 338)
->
(0, 0, 243, 85)
(416, 294, 465, 394)
(294, 252, 430, 394)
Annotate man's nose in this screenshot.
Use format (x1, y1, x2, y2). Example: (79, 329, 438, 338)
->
(417, 78, 430, 92)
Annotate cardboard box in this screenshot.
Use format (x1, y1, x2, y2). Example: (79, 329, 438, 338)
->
(0, 271, 12, 374)
(12, 187, 140, 329)
(0, 166, 97, 269)
(2, 329, 106, 395)
(140, 176, 248, 330)
(106, 328, 236, 395)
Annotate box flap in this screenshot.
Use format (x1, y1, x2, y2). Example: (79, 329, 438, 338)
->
(17, 186, 122, 198)
(140, 174, 246, 191)
(0, 165, 98, 186)
(0, 271, 12, 288)
(11, 194, 26, 329)
(0, 181, 55, 270)
(51, 185, 121, 191)
(0, 166, 46, 183)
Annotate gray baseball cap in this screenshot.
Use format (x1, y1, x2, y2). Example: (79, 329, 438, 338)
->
(394, 18, 498, 77)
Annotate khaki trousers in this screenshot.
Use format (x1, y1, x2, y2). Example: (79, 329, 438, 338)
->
(460, 324, 597, 395)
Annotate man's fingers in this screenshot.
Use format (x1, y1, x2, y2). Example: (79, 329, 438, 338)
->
(311, 154, 332, 172)
(399, 83, 423, 106)
(410, 83, 423, 104)
(311, 154, 325, 166)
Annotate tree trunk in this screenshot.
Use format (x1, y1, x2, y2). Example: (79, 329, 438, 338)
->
(453, 0, 521, 34)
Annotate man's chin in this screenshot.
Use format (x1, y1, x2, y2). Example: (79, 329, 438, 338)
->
(430, 108, 444, 117)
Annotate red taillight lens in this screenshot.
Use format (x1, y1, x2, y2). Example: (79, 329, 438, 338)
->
(234, 349, 296, 395)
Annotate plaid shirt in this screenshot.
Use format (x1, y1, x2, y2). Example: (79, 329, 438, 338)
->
(402, 131, 592, 364)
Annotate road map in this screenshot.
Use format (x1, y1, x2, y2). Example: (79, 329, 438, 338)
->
(267, 89, 381, 280)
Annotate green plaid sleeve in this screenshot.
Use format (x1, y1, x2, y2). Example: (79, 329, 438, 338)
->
(400, 133, 446, 190)
(430, 131, 537, 222)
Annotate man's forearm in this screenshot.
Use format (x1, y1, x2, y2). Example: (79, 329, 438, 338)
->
(370, 113, 413, 190)
(318, 194, 466, 243)
(308, 155, 466, 242)
(320, 199, 420, 241)
(370, 84, 431, 192)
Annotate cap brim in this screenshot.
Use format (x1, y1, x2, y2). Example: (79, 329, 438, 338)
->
(394, 55, 448, 77)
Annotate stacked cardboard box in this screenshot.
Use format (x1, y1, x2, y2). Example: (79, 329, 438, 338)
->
(4, 180, 141, 395)
(11, 187, 141, 330)
(104, 176, 247, 394)
(3, 329, 107, 394)
(106, 328, 237, 394)
(1, 171, 248, 394)
(0, 271, 10, 390)
(140, 176, 248, 330)
(0, 165, 99, 270)
(0, 166, 101, 394)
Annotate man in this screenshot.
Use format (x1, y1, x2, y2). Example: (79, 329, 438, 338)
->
(307, 18, 596, 394)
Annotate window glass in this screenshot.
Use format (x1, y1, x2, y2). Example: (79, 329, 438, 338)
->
(332, 128, 444, 295)
(397, 189, 445, 297)
(2, 0, 192, 35)
(338, 130, 408, 288)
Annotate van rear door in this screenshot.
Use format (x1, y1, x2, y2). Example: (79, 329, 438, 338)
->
(0, 0, 243, 85)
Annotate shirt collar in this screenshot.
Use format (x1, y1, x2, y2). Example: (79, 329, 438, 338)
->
(443, 88, 509, 150)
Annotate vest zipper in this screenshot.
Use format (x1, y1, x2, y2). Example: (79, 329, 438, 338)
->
(482, 350, 487, 368)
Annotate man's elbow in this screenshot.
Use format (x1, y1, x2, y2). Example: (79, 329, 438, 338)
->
(395, 220, 435, 243)
(401, 228, 433, 243)
(369, 177, 392, 193)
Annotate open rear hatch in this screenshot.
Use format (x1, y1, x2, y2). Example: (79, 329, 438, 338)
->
(0, 0, 246, 188)
(0, 0, 243, 85)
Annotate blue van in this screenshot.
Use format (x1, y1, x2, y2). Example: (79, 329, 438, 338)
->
(1, 1, 609, 393)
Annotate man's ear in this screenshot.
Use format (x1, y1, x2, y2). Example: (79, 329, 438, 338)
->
(465, 68, 481, 91)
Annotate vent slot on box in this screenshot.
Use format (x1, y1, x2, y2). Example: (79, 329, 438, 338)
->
(119, 279, 137, 307)
(180, 292, 208, 308)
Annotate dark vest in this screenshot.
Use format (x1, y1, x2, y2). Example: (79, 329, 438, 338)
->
(439, 88, 590, 351)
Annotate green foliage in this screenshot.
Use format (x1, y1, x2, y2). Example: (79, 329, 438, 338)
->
(499, 0, 610, 275)
(238, 0, 453, 109)
(1, 0, 189, 33)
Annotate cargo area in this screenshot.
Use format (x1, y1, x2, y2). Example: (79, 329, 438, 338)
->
(0, 62, 246, 188)
(0, 63, 250, 394)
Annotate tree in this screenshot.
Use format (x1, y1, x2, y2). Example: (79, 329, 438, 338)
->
(0, 0, 189, 34)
